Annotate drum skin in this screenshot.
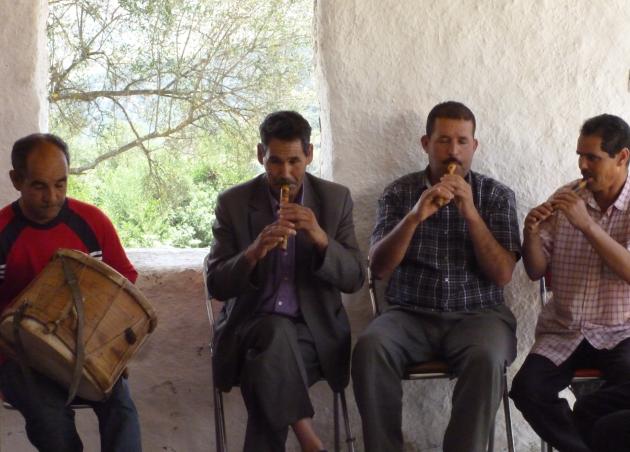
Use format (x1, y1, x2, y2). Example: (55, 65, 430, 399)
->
(0, 249, 157, 401)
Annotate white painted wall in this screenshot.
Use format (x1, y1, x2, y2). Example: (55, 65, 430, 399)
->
(316, 0, 630, 450)
(0, 1, 48, 205)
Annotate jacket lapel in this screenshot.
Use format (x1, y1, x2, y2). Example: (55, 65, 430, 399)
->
(247, 175, 275, 283)
(248, 175, 274, 240)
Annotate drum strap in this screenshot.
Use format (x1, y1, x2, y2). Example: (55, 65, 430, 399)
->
(61, 256, 86, 406)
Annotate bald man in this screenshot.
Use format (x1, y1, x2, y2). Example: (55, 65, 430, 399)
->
(0, 133, 141, 452)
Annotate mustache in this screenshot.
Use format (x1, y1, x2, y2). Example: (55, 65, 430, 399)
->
(276, 177, 296, 186)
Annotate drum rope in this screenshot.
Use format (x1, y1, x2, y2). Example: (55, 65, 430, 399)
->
(61, 256, 86, 406)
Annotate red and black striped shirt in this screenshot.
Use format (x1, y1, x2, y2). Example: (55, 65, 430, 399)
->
(0, 197, 137, 312)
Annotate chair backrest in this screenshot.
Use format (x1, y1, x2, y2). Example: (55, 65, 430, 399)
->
(367, 262, 391, 318)
(201, 254, 223, 354)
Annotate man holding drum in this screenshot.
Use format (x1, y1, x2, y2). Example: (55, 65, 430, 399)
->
(0, 133, 142, 451)
(510, 114, 630, 452)
(205, 110, 364, 452)
(352, 101, 521, 452)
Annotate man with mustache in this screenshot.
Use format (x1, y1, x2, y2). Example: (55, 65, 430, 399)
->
(0, 133, 141, 451)
(352, 101, 521, 452)
(510, 114, 630, 452)
(206, 111, 364, 452)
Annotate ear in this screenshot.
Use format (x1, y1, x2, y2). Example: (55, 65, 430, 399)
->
(420, 135, 429, 153)
(9, 170, 23, 191)
(618, 147, 629, 167)
(257, 144, 266, 165)
(472, 138, 479, 153)
(305, 143, 313, 165)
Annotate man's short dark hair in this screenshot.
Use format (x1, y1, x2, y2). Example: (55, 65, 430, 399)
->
(11, 133, 70, 174)
(426, 101, 476, 137)
(580, 114, 630, 159)
(259, 111, 312, 154)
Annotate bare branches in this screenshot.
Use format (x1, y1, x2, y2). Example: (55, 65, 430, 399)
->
(48, 0, 313, 174)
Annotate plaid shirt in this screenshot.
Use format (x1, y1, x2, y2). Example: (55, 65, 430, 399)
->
(532, 176, 630, 365)
(371, 169, 521, 312)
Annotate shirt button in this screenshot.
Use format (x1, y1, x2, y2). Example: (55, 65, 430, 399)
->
(444, 278, 449, 282)
(278, 301, 283, 306)
(283, 277, 288, 281)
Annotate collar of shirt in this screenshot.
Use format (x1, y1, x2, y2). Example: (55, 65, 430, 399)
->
(580, 174, 630, 214)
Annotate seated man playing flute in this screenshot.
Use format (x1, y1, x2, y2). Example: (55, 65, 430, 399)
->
(510, 113, 630, 452)
(352, 101, 521, 452)
(205, 110, 365, 452)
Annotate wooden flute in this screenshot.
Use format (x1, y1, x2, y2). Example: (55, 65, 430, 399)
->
(435, 163, 457, 207)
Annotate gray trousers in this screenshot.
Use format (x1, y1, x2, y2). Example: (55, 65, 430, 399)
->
(237, 315, 322, 452)
(352, 304, 516, 452)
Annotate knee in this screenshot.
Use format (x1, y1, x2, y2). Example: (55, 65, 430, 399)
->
(251, 316, 298, 348)
(103, 380, 138, 416)
(465, 345, 506, 371)
(24, 414, 82, 452)
(351, 331, 394, 376)
(509, 366, 541, 405)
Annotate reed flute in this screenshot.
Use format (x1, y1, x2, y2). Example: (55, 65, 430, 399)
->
(533, 178, 588, 224)
(435, 163, 457, 207)
(572, 179, 588, 192)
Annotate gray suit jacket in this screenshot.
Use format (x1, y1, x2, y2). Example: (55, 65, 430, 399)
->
(206, 173, 365, 392)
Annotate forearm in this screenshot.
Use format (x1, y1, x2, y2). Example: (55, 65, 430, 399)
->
(467, 212, 516, 286)
(521, 232, 548, 280)
(582, 222, 630, 283)
(370, 213, 419, 279)
(314, 238, 365, 293)
(206, 250, 258, 300)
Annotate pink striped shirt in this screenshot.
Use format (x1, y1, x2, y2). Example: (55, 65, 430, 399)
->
(532, 176, 630, 365)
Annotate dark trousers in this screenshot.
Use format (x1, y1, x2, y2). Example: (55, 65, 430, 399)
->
(510, 339, 630, 452)
(237, 314, 322, 452)
(574, 382, 630, 452)
(352, 305, 517, 452)
(0, 360, 141, 452)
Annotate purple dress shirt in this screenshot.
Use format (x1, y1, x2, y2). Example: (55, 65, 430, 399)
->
(256, 186, 304, 317)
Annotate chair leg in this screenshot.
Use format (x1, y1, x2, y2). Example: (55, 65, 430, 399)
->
(502, 373, 515, 452)
(334, 392, 340, 452)
(214, 387, 227, 452)
(338, 390, 356, 452)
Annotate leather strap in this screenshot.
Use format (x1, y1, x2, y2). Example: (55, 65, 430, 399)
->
(61, 256, 86, 405)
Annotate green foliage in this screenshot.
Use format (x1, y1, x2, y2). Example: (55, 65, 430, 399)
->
(68, 130, 260, 247)
(48, 0, 318, 247)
